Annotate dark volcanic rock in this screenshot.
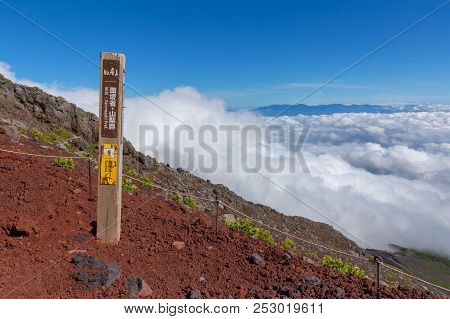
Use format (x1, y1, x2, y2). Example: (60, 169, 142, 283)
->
(187, 289, 202, 299)
(336, 287, 346, 298)
(304, 275, 321, 286)
(73, 232, 90, 244)
(249, 253, 265, 266)
(71, 254, 121, 289)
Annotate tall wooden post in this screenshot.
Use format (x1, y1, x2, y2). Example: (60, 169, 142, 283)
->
(97, 52, 126, 244)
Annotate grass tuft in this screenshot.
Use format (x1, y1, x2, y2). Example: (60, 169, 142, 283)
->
(183, 196, 196, 209)
(281, 239, 295, 250)
(171, 193, 182, 203)
(53, 158, 75, 169)
(226, 217, 275, 245)
(139, 176, 153, 189)
(322, 255, 369, 279)
(122, 178, 138, 193)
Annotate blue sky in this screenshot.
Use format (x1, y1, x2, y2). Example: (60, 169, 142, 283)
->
(0, 0, 449, 107)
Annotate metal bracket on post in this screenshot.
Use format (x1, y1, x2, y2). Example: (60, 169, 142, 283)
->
(374, 256, 383, 299)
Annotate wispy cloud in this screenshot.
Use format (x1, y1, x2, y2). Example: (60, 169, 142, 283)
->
(203, 81, 370, 100)
(275, 82, 369, 90)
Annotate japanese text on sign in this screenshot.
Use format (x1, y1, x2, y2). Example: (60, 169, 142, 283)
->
(100, 144, 118, 185)
(101, 59, 120, 138)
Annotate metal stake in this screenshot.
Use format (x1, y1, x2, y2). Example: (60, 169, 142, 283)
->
(374, 256, 383, 299)
(215, 197, 219, 238)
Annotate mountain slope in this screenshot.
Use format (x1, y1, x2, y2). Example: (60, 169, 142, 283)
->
(0, 134, 434, 298)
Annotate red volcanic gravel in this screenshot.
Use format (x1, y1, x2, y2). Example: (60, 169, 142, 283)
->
(0, 136, 435, 299)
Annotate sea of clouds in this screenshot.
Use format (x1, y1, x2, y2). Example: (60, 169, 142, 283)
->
(1, 61, 449, 256)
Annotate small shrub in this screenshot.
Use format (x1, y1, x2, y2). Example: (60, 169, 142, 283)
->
(55, 128, 71, 138)
(45, 132, 59, 143)
(89, 141, 98, 150)
(281, 239, 295, 250)
(254, 228, 275, 245)
(184, 196, 196, 209)
(32, 128, 68, 144)
(32, 128, 46, 141)
(122, 178, 138, 193)
(171, 193, 182, 203)
(306, 251, 318, 258)
(126, 168, 140, 178)
(53, 158, 75, 169)
(322, 255, 369, 279)
(226, 218, 275, 245)
(139, 176, 153, 188)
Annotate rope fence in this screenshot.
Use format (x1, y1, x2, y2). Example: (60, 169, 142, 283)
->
(0, 146, 449, 295)
(0, 147, 88, 159)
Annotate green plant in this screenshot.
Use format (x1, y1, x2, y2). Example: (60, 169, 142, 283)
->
(281, 239, 295, 250)
(80, 151, 91, 158)
(32, 128, 69, 144)
(32, 128, 46, 141)
(139, 176, 153, 189)
(225, 218, 275, 245)
(53, 158, 75, 169)
(183, 196, 196, 209)
(306, 251, 318, 258)
(126, 168, 140, 178)
(89, 141, 98, 150)
(122, 178, 138, 193)
(45, 132, 59, 143)
(59, 140, 70, 148)
(322, 255, 369, 279)
(171, 193, 182, 203)
(55, 128, 71, 138)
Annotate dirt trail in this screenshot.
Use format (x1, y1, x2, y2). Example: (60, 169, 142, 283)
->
(0, 136, 435, 298)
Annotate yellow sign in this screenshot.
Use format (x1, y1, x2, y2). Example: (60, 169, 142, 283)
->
(100, 144, 118, 185)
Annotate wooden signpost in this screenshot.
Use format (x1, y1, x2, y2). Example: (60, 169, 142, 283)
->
(97, 52, 125, 244)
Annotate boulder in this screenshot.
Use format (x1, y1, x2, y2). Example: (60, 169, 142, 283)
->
(187, 289, 202, 299)
(336, 287, 346, 298)
(127, 277, 153, 298)
(249, 253, 265, 266)
(71, 254, 121, 290)
(0, 124, 19, 139)
(304, 275, 321, 286)
(57, 142, 68, 150)
(172, 241, 186, 250)
(302, 256, 319, 266)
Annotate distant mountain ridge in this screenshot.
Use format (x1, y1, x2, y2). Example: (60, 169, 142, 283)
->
(250, 103, 438, 117)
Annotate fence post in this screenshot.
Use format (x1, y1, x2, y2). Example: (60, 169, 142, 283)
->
(87, 158, 93, 201)
(215, 196, 219, 238)
(374, 256, 383, 299)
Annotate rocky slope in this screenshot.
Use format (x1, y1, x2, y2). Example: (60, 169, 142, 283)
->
(0, 135, 435, 298)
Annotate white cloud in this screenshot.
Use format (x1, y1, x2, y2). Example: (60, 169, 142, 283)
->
(2, 61, 449, 256)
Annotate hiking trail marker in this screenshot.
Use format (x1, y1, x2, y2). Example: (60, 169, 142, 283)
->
(97, 52, 125, 244)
